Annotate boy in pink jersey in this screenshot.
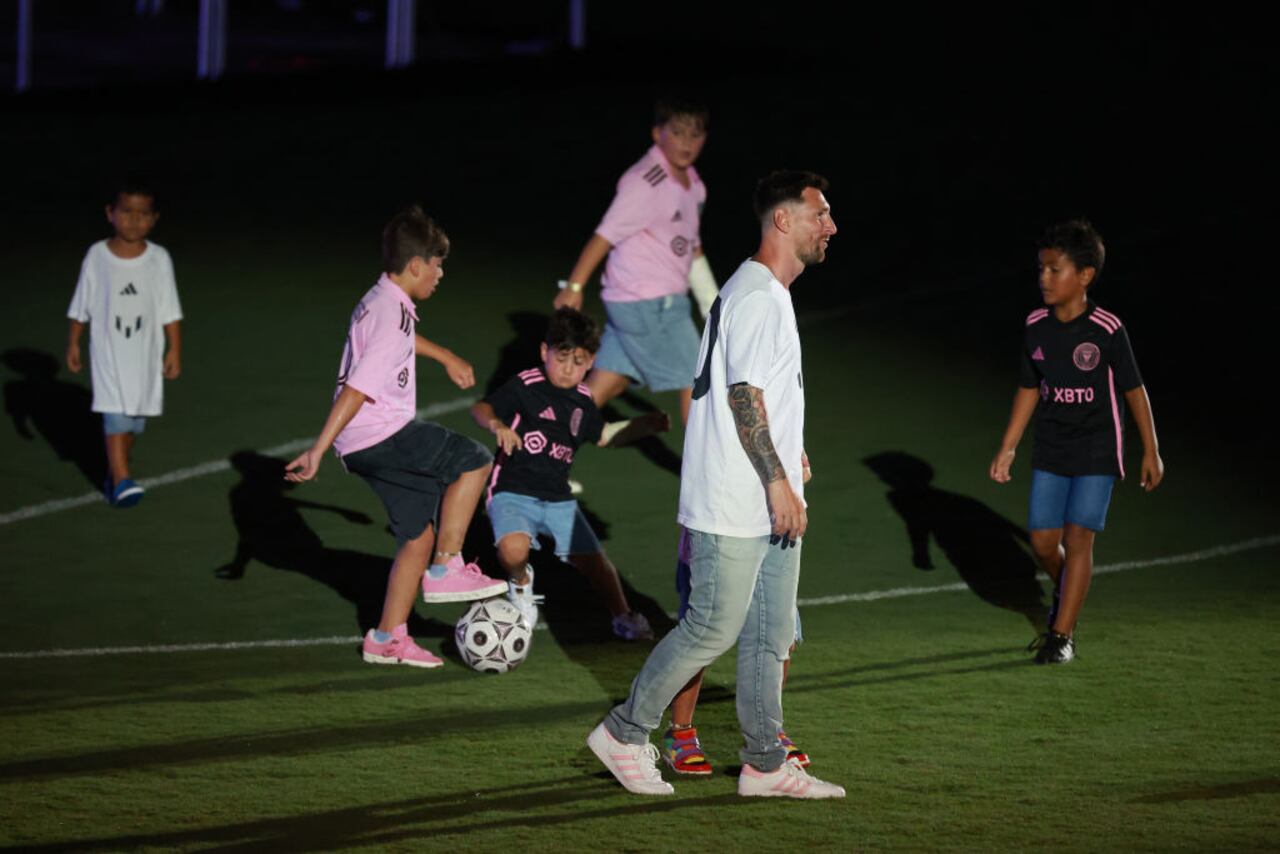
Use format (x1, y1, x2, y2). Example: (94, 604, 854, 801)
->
(286, 206, 507, 668)
(553, 96, 717, 425)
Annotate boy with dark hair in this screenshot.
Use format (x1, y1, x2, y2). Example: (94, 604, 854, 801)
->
(286, 205, 508, 669)
(66, 180, 183, 507)
(990, 219, 1164, 664)
(470, 308, 667, 638)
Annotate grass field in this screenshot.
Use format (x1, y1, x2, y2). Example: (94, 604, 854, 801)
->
(2, 46, 1277, 851)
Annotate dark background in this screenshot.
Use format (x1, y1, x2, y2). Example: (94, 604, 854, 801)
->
(1, 2, 1275, 457)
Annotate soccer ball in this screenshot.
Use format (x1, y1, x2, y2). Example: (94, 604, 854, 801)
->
(455, 597, 532, 673)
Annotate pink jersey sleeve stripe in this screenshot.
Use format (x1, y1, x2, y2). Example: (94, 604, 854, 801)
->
(521, 372, 545, 386)
(1108, 367, 1125, 479)
(1026, 308, 1050, 325)
(576, 383, 592, 397)
(1093, 307, 1122, 327)
(1090, 314, 1120, 334)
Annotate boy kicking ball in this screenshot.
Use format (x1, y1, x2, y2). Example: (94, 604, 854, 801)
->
(286, 206, 507, 668)
(471, 308, 668, 638)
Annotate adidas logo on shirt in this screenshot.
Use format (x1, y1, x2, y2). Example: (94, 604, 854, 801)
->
(119, 283, 138, 296)
(1032, 346, 1045, 361)
(671, 210, 683, 222)
(538, 406, 556, 421)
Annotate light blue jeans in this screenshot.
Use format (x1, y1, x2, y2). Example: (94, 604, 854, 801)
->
(605, 528, 800, 772)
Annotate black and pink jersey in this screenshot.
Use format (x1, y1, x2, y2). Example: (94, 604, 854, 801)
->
(1018, 301, 1144, 477)
(484, 366, 604, 502)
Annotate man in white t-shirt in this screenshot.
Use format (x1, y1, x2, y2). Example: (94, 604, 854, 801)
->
(587, 171, 844, 799)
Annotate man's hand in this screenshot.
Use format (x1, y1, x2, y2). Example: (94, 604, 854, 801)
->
(285, 447, 323, 483)
(163, 350, 181, 379)
(66, 343, 82, 373)
(989, 448, 1016, 483)
(443, 355, 475, 389)
(766, 479, 807, 542)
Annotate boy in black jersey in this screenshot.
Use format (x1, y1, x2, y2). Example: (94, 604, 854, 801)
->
(471, 309, 669, 639)
(990, 220, 1164, 664)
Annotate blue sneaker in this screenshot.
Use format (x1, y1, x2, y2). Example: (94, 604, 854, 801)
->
(111, 478, 145, 508)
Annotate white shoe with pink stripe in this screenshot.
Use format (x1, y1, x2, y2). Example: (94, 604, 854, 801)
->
(587, 722, 674, 795)
(738, 760, 846, 799)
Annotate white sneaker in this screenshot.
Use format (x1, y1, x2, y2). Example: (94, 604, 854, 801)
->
(506, 565, 543, 630)
(738, 760, 845, 799)
(587, 722, 674, 795)
(611, 611, 654, 641)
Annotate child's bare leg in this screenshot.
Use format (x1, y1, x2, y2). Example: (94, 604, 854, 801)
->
(434, 464, 492, 556)
(105, 433, 131, 482)
(379, 523, 434, 632)
(1052, 523, 1096, 636)
(497, 534, 533, 585)
(566, 551, 628, 617)
(669, 669, 705, 728)
(678, 387, 691, 426)
(1029, 529, 1066, 583)
(586, 369, 630, 411)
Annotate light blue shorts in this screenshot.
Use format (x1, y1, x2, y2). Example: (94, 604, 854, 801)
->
(596, 293, 700, 392)
(487, 491, 602, 559)
(103, 413, 146, 436)
(1028, 469, 1116, 532)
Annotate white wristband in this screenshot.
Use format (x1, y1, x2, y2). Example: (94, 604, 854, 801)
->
(687, 255, 718, 319)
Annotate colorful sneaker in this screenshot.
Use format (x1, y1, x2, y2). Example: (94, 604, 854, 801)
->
(362, 625, 443, 668)
(612, 611, 654, 641)
(587, 722, 674, 795)
(1028, 631, 1075, 664)
(506, 565, 544, 630)
(738, 761, 845, 799)
(111, 478, 144, 508)
(661, 726, 713, 776)
(778, 730, 810, 767)
(421, 555, 508, 603)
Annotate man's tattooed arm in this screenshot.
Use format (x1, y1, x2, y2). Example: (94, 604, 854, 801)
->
(728, 382, 785, 485)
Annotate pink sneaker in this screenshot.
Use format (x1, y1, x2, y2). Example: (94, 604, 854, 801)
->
(362, 625, 443, 668)
(421, 555, 508, 603)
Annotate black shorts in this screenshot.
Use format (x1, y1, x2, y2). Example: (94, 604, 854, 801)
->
(342, 420, 492, 544)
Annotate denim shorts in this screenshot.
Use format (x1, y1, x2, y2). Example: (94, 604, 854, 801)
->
(103, 413, 146, 435)
(596, 293, 701, 392)
(1028, 469, 1116, 532)
(342, 420, 492, 544)
(487, 491, 602, 558)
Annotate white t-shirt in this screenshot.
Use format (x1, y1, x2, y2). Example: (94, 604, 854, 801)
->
(678, 260, 806, 537)
(66, 240, 183, 416)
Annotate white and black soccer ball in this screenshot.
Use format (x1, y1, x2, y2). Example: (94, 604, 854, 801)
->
(455, 597, 532, 673)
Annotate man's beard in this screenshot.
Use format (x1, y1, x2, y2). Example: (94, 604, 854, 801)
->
(797, 243, 826, 266)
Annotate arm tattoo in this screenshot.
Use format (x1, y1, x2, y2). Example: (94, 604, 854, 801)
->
(728, 383, 785, 485)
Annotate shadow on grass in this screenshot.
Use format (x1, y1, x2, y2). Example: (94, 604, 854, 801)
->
(864, 451, 1047, 630)
(2, 773, 752, 852)
(2, 348, 106, 491)
(214, 451, 449, 640)
(0, 697, 610, 782)
(1130, 776, 1280, 803)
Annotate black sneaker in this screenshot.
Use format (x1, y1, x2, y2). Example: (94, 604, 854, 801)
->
(1028, 631, 1075, 665)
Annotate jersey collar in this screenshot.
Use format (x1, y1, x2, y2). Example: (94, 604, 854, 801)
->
(376, 273, 419, 321)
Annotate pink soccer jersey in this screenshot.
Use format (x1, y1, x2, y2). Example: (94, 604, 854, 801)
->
(332, 275, 418, 457)
(595, 144, 706, 303)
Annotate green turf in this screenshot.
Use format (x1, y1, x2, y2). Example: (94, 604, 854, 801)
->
(2, 71, 1278, 852)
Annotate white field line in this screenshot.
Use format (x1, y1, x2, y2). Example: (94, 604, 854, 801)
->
(2, 534, 1276, 661)
(0, 397, 477, 527)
